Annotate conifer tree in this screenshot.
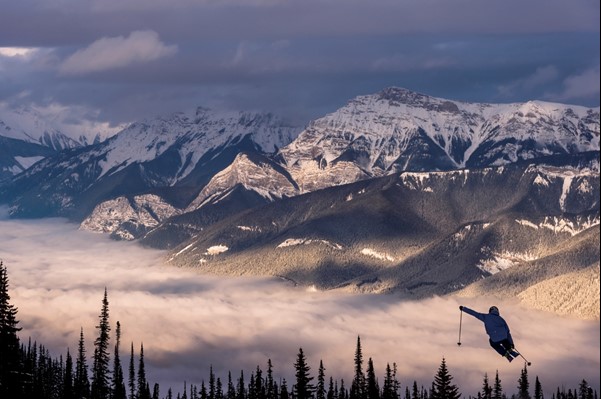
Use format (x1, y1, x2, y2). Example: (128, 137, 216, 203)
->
(517, 366, 531, 399)
(280, 378, 289, 399)
(237, 370, 246, 399)
(0, 261, 23, 397)
(340, 379, 347, 399)
(482, 373, 492, 399)
(317, 360, 327, 399)
(366, 358, 379, 399)
(249, 373, 256, 399)
(266, 359, 275, 399)
(210, 366, 216, 399)
(64, 349, 75, 399)
(492, 371, 503, 399)
(328, 377, 336, 399)
(350, 336, 365, 399)
(392, 363, 400, 399)
(534, 377, 543, 399)
(293, 347, 314, 399)
(412, 382, 419, 399)
(579, 380, 593, 399)
(217, 377, 224, 399)
(138, 343, 150, 399)
(382, 364, 395, 399)
(113, 321, 127, 399)
(430, 358, 460, 399)
(255, 364, 265, 399)
(227, 371, 236, 399)
(75, 328, 91, 399)
(91, 288, 112, 399)
(129, 343, 136, 399)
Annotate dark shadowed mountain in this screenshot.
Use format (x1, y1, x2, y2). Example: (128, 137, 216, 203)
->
(160, 159, 599, 318)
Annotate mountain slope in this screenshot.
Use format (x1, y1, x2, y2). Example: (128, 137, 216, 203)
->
(164, 162, 599, 310)
(456, 226, 600, 320)
(278, 87, 599, 193)
(0, 108, 301, 220)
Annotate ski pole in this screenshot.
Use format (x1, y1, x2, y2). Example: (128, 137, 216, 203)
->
(457, 308, 463, 346)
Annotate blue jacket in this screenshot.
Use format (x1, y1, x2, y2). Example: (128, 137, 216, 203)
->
(462, 306, 513, 344)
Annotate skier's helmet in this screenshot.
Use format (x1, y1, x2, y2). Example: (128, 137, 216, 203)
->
(489, 306, 499, 315)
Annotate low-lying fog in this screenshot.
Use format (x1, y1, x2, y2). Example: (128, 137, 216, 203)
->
(0, 216, 598, 395)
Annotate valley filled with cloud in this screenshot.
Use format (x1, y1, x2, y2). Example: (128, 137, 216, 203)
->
(0, 216, 598, 395)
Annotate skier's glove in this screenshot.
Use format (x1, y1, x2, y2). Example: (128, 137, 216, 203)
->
(459, 306, 464, 311)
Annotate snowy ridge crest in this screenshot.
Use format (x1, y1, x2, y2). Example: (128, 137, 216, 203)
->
(278, 87, 599, 194)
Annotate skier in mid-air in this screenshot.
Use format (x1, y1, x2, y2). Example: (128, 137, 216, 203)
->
(459, 305, 520, 362)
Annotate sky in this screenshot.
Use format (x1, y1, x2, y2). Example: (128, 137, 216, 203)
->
(0, 0, 599, 137)
(0, 216, 599, 396)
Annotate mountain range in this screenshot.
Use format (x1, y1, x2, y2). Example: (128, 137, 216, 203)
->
(0, 87, 599, 319)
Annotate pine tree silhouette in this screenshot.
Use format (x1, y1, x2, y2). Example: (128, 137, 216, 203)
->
(430, 358, 460, 399)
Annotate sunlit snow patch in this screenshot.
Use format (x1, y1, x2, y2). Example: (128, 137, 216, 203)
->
(204, 245, 229, 255)
(277, 238, 343, 250)
(237, 225, 262, 232)
(360, 248, 395, 262)
(477, 250, 537, 274)
(516, 216, 600, 236)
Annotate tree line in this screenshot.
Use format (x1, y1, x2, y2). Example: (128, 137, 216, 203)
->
(0, 261, 598, 399)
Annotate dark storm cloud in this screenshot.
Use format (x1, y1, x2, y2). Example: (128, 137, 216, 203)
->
(0, 0, 599, 133)
(0, 218, 599, 396)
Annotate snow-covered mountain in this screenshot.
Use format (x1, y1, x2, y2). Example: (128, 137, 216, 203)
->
(0, 105, 87, 150)
(1, 87, 599, 241)
(278, 87, 599, 193)
(0, 107, 301, 220)
(0, 105, 111, 180)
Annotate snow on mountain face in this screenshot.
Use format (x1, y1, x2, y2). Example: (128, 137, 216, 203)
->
(80, 194, 180, 240)
(279, 87, 600, 193)
(185, 152, 299, 212)
(0, 105, 90, 151)
(95, 108, 300, 186)
(1, 106, 302, 221)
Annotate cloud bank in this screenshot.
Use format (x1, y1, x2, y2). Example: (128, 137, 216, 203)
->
(0, 218, 598, 396)
(60, 30, 177, 75)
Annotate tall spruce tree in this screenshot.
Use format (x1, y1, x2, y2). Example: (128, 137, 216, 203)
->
(113, 321, 127, 399)
(75, 327, 91, 399)
(280, 378, 289, 399)
(517, 366, 531, 399)
(91, 288, 112, 399)
(430, 358, 460, 399)
(237, 370, 246, 399)
(366, 358, 379, 399)
(579, 380, 594, 399)
(317, 360, 326, 399)
(64, 349, 75, 399)
(293, 347, 314, 399)
(266, 359, 275, 399)
(411, 382, 419, 399)
(129, 343, 136, 399)
(482, 373, 492, 399)
(534, 377, 543, 399)
(0, 261, 24, 397)
(138, 343, 151, 399)
(350, 336, 365, 399)
(227, 371, 236, 399)
(492, 371, 503, 399)
(382, 364, 395, 399)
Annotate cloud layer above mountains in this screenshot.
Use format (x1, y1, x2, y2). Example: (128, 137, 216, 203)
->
(0, 217, 598, 395)
(0, 0, 598, 132)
